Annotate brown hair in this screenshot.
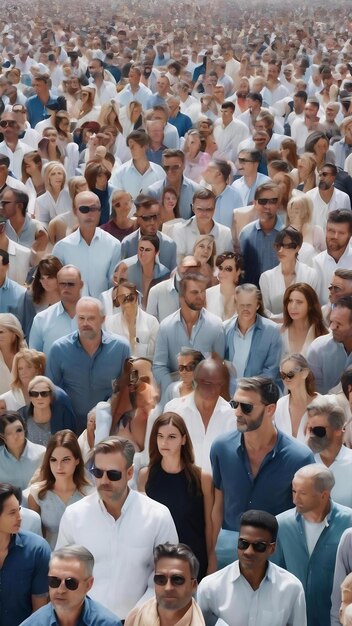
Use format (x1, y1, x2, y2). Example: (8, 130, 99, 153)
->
(280, 353, 316, 396)
(84, 162, 111, 189)
(282, 282, 328, 338)
(31, 256, 63, 304)
(11, 349, 46, 390)
(280, 138, 299, 169)
(21, 151, 42, 183)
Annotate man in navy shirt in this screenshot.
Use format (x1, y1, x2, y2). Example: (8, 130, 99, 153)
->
(210, 376, 314, 569)
(0, 483, 50, 626)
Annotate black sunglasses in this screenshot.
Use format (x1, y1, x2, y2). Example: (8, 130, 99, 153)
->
(78, 205, 101, 213)
(90, 467, 122, 481)
(229, 400, 256, 415)
(58, 282, 76, 288)
(309, 426, 327, 438)
(257, 197, 279, 205)
(154, 574, 188, 586)
(29, 390, 51, 398)
(280, 368, 303, 381)
(139, 214, 159, 222)
(238, 538, 274, 553)
(48, 576, 80, 590)
(0, 120, 17, 128)
(273, 242, 297, 250)
(178, 363, 196, 372)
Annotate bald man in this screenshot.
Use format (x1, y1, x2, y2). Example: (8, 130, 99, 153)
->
(52, 191, 121, 298)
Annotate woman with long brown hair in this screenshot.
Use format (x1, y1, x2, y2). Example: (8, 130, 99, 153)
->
(281, 282, 328, 356)
(22, 256, 63, 338)
(138, 412, 213, 580)
(28, 429, 92, 547)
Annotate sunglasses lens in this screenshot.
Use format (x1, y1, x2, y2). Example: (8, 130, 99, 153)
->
(78, 205, 89, 213)
(65, 578, 79, 590)
(90, 467, 104, 479)
(154, 574, 186, 586)
(48, 576, 60, 588)
(312, 426, 326, 438)
(231, 401, 253, 414)
(238, 538, 267, 552)
(90, 467, 122, 481)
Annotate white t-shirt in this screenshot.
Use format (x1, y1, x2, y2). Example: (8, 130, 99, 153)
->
(303, 517, 328, 555)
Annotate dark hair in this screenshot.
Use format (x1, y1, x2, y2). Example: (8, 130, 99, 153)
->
(192, 188, 216, 204)
(269, 159, 290, 173)
(304, 131, 329, 154)
(237, 376, 279, 405)
(341, 366, 352, 399)
(161, 186, 179, 219)
(221, 101, 235, 112)
(254, 182, 280, 200)
(327, 210, 352, 234)
(179, 273, 208, 297)
(275, 226, 303, 251)
(280, 138, 298, 169)
(6, 188, 29, 216)
(240, 509, 278, 542)
(294, 90, 308, 102)
(33, 73, 51, 85)
(0, 154, 10, 168)
(280, 353, 316, 396)
(0, 249, 9, 266)
(215, 251, 244, 273)
(235, 283, 267, 317)
(212, 159, 232, 182)
(335, 295, 352, 321)
(147, 413, 202, 496)
(37, 430, 89, 499)
(0, 483, 21, 514)
(139, 234, 160, 253)
(31, 256, 63, 304)
(162, 148, 185, 163)
(320, 162, 337, 176)
(91, 436, 135, 468)
(127, 129, 149, 148)
(283, 282, 328, 337)
(84, 162, 111, 189)
(239, 149, 261, 163)
(21, 151, 42, 183)
(247, 92, 263, 104)
(153, 543, 199, 579)
(0, 411, 27, 443)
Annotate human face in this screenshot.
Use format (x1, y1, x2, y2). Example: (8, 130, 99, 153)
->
(128, 69, 140, 87)
(39, 273, 59, 294)
(297, 157, 311, 180)
(0, 189, 17, 219)
(314, 138, 329, 159)
(112, 193, 131, 218)
(0, 327, 16, 350)
(236, 291, 259, 326)
(163, 157, 183, 184)
(49, 557, 93, 614)
(194, 367, 223, 401)
(194, 238, 213, 264)
(183, 280, 206, 311)
(318, 167, 335, 190)
(306, 413, 333, 454)
(138, 239, 157, 265)
(330, 307, 352, 345)
(193, 198, 215, 227)
(237, 525, 275, 575)
(57, 269, 82, 305)
(234, 388, 267, 432)
(292, 475, 324, 515)
(275, 236, 299, 263)
(154, 557, 196, 612)
(220, 106, 233, 125)
(217, 257, 241, 286)
(186, 134, 201, 157)
(326, 222, 351, 256)
(137, 206, 160, 236)
(157, 423, 185, 458)
(75, 196, 101, 229)
(29, 382, 52, 409)
(88, 60, 103, 79)
(0, 494, 21, 535)
(116, 285, 137, 311)
(287, 200, 304, 224)
(33, 79, 48, 97)
(17, 358, 37, 386)
(286, 290, 309, 321)
(328, 275, 352, 305)
(50, 446, 79, 479)
(3, 419, 25, 454)
(76, 302, 104, 340)
(304, 102, 318, 120)
(279, 358, 308, 393)
(93, 451, 133, 505)
(345, 123, 352, 146)
(0, 114, 19, 141)
(177, 354, 196, 384)
(128, 138, 146, 160)
(163, 192, 177, 212)
(255, 191, 279, 227)
(236, 153, 256, 177)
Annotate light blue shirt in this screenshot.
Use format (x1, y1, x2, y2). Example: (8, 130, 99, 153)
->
(153, 308, 225, 393)
(307, 333, 352, 394)
(0, 276, 26, 319)
(231, 172, 271, 205)
(214, 185, 243, 228)
(52, 228, 121, 298)
(233, 322, 255, 378)
(110, 159, 165, 200)
(5, 214, 45, 249)
(0, 440, 45, 490)
(29, 301, 77, 355)
(147, 176, 201, 220)
(117, 83, 152, 110)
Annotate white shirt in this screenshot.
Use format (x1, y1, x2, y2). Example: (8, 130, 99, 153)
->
(92, 80, 118, 106)
(6, 238, 31, 285)
(213, 119, 249, 162)
(307, 187, 351, 230)
(0, 140, 32, 179)
(313, 245, 352, 304)
(291, 118, 312, 154)
(164, 391, 236, 473)
(35, 189, 71, 225)
(197, 560, 307, 626)
(315, 446, 352, 508)
(303, 517, 328, 556)
(259, 261, 320, 314)
(105, 308, 159, 359)
(173, 216, 233, 264)
(56, 489, 178, 619)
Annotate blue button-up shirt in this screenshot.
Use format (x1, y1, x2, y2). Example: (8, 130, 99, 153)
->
(0, 276, 26, 321)
(29, 301, 77, 355)
(214, 185, 243, 228)
(148, 176, 201, 220)
(0, 440, 45, 490)
(240, 215, 284, 286)
(0, 531, 50, 626)
(19, 595, 122, 626)
(46, 330, 130, 433)
(211, 429, 315, 531)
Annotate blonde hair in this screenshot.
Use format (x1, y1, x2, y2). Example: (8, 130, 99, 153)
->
(286, 195, 314, 226)
(44, 161, 66, 193)
(28, 375, 55, 393)
(0, 314, 26, 352)
(11, 349, 46, 390)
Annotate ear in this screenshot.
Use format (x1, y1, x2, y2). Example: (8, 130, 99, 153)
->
(127, 464, 134, 481)
(86, 576, 94, 593)
(181, 435, 186, 446)
(268, 541, 276, 557)
(191, 578, 197, 593)
(265, 403, 276, 419)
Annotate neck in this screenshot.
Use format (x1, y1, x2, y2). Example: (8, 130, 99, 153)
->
(244, 172, 257, 186)
(260, 218, 276, 233)
(194, 388, 218, 413)
(238, 315, 256, 334)
(220, 282, 236, 295)
(79, 225, 96, 244)
(102, 488, 129, 520)
(212, 181, 226, 196)
(319, 187, 334, 201)
(8, 442, 25, 460)
(5, 138, 18, 151)
(51, 185, 61, 200)
(0, 233, 8, 250)
(150, 140, 162, 151)
(196, 219, 213, 235)
(94, 75, 103, 87)
(0, 175, 7, 188)
(0, 530, 11, 551)
(161, 455, 183, 473)
(62, 300, 78, 318)
(133, 156, 149, 173)
(180, 305, 200, 325)
(319, 442, 343, 468)
(328, 246, 348, 263)
(343, 336, 352, 354)
(79, 333, 101, 356)
(33, 406, 51, 422)
(54, 475, 76, 491)
(280, 258, 296, 274)
(114, 214, 131, 228)
(303, 500, 330, 523)
(9, 212, 25, 234)
(244, 423, 277, 451)
(158, 601, 192, 626)
(239, 562, 267, 591)
(54, 603, 84, 626)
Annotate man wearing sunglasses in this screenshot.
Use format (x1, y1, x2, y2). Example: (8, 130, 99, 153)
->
(210, 376, 314, 569)
(121, 193, 177, 272)
(239, 182, 284, 286)
(322, 268, 352, 326)
(125, 543, 204, 626)
(0, 111, 32, 179)
(56, 437, 178, 621)
(20, 545, 121, 626)
(197, 509, 306, 626)
(52, 190, 121, 298)
(273, 464, 352, 626)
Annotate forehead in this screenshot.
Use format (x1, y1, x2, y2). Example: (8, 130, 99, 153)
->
(49, 557, 84, 577)
(155, 557, 191, 576)
(94, 450, 127, 470)
(234, 386, 261, 403)
(236, 290, 257, 304)
(76, 303, 101, 316)
(331, 306, 351, 323)
(239, 525, 272, 542)
(1, 494, 19, 514)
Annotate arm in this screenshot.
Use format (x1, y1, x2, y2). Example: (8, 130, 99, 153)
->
(196, 580, 218, 626)
(211, 487, 224, 562)
(137, 467, 149, 493)
(331, 530, 352, 626)
(46, 344, 63, 387)
(261, 327, 282, 381)
(28, 493, 41, 515)
(201, 472, 215, 573)
(292, 585, 307, 626)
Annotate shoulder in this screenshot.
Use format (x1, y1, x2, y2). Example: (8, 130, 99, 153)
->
(212, 429, 239, 453)
(276, 430, 314, 463)
(17, 530, 51, 553)
(308, 333, 333, 351)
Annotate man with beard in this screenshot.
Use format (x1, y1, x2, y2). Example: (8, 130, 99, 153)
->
(307, 163, 350, 230)
(306, 396, 352, 507)
(312, 210, 352, 304)
(56, 438, 178, 621)
(210, 376, 314, 569)
(87, 58, 118, 106)
(273, 464, 352, 626)
(308, 296, 352, 394)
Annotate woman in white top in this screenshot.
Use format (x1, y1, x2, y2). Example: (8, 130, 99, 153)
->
(162, 348, 205, 407)
(35, 162, 71, 226)
(75, 87, 100, 128)
(280, 282, 328, 357)
(183, 130, 210, 183)
(286, 195, 326, 266)
(275, 353, 319, 443)
(105, 281, 159, 359)
(206, 251, 244, 321)
(0, 348, 46, 412)
(0, 314, 26, 395)
(259, 226, 320, 319)
(21, 151, 45, 216)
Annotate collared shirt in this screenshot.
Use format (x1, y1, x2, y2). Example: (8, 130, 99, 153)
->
(46, 330, 130, 433)
(213, 119, 249, 161)
(211, 429, 314, 531)
(313, 245, 352, 304)
(117, 83, 152, 110)
(233, 321, 255, 377)
(273, 502, 352, 626)
(110, 159, 165, 200)
(146, 276, 179, 321)
(315, 446, 352, 508)
(307, 186, 351, 230)
(19, 595, 122, 626)
(5, 214, 45, 249)
(173, 216, 233, 264)
(52, 228, 121, 298)
(0, 440, 45, 490)
(240, 216, 284, 286)
(6, 238, 31, 285)
(148, 176, 201, 220)
(55, 490, 178, 619)
(0, 531, 50, 626)
(214, 185, 242, 228)
(29, 301, 77, 355)
(164, 392, 236, 472)
(0, 275, 26, 319)
(153, 308, 225, 393)
(197, 560, 306, 626)
(92, 80, 118, 106)
(121, 228, 177, 272)
(231, 172, 271, 206)
(35, 189, 71, 225)
(0, 140, 32, 179)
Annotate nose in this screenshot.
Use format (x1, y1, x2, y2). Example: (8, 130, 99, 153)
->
(164, 578, 174, 591)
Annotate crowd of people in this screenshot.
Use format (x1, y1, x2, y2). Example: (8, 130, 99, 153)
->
(1, 0, 352, 624)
